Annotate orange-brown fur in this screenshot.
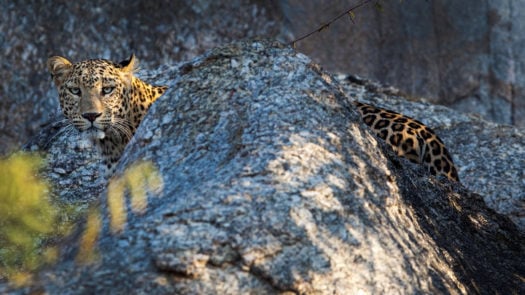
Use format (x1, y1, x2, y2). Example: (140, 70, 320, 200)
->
(47, 54, 167, 175)
(354, 101, 459, 182)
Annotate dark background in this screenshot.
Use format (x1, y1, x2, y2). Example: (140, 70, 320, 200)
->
(1, 0, 522, 154)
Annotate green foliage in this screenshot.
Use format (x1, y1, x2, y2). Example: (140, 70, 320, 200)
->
(77, 161, 163, 264)
(0, 153, 70, 285)
(0, 153, 163, 285)
(107, 161, 163, 233)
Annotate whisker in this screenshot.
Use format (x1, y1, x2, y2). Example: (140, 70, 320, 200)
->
(49, 120, 76, 142)
(110, 118, 134, 142)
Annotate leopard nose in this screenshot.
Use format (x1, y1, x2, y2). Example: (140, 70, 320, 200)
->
(82, 112, 102, 122)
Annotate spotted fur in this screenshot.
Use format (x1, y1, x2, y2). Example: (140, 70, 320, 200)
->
(47, 54, 167, 175)
(353, 101, 459, 182)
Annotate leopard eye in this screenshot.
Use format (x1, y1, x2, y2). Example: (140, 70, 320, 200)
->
(69, 87, 81, 95)
(102, 87, 115, 95)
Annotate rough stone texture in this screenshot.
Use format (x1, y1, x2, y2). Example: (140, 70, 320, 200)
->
(23, 117, 104, 205)
(8, 40, 524, 294)
(336, 74, 525, 230)
(4, 0, 524, 164)
(281, 0, 525, 127)
(0, 0, 284, 155)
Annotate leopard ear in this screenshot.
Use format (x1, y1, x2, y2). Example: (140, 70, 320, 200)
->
(119, 54, 137, 73)
(47, 56, 72, 87)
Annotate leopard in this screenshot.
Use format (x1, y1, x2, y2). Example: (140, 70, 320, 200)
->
(353, 101, 460, 182)
(47, 54, 167, 175)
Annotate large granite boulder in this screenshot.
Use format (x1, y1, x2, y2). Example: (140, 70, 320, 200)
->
(10, 40, 524, 294)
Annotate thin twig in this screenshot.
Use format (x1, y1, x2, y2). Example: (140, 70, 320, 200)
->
(290, 0, 375, 47)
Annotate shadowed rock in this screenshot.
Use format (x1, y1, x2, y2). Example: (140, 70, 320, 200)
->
(13, 40, 524, 294)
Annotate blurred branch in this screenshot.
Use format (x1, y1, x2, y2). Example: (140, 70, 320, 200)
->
(290, 0, 375, 47)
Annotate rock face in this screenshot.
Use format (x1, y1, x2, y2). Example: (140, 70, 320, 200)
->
(282, 0, 525, 127)
(0, 0, 283, 155)
(336, 75, 525, 231)
(12, 41, 525, 294)
(4, 0, 524, 168)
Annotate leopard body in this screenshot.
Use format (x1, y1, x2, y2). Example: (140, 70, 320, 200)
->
(353, 101, 459, 182)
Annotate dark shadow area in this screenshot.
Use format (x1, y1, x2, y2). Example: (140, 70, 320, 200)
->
(391, 157, 525, 293)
